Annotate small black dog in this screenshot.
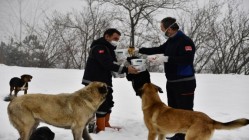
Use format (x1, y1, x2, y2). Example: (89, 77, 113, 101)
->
(30, 126, 55, 140)
(126, 56, 163, 97)
(9, 74, 33, 96)
(4, 74, 32, 102)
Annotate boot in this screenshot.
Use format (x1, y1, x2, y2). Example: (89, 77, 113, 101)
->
(104, 113, 121, 131)
(96, 117, 105, 132)
(105, 113, 111, 127)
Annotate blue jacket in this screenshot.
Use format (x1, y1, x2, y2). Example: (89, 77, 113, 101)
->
(139, 31, 196, 81)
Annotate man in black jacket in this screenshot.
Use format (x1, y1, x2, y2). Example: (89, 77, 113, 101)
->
(82, 28, 138, 132)
(139, 17, 196, 140)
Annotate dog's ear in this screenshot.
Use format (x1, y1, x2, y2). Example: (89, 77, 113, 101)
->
(98, 85, 108, 94)
(157, 87, 163, 93)
(153, 84, 163, 93)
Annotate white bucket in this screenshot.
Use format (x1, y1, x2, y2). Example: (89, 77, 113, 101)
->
(131, 59, 146, 65)
(115, 49, 128, 61)
(131, 59, 146, 72)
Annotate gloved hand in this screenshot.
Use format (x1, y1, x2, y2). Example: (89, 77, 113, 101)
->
(128, 47, 139, 56)
(147, 55, 168, 65)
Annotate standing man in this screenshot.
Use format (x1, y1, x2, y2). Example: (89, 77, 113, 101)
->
(139, 17, 196, 140)
(82, 28, 138, 132)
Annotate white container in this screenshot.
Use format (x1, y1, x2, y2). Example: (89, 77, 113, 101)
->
(131, 59, 146, 65)
(115, 49, 128, 61)
(131, 59, 147, 72)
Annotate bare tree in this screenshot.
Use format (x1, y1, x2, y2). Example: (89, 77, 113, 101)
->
(46, 0, 112, 69)
(184, 1, 222, 73)
(209, 2, 249, 74)
(0, 0, 50, 43)
(101, 0, 189, 48)
(185, 0, 249, 74)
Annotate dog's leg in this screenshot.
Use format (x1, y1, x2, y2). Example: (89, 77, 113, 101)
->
(72, 125, 84, 140)
(24, 89, 27, 94)
(185, 127, 213, 140)
(82, 126, 92, 140)
(18, 123, 37, 140)
(9, 109, 37, 140)
(148, 131, 157, 140)
(158, 134, 166, 140)
(14, 88, 19, 96)
(10, 86, 14, 96)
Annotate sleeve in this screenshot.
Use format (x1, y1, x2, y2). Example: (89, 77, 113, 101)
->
(139, 44, 165, 55)
(92, 46, 128, 73)
(126, 73, 134, 81)
(168, 39, 195, 65)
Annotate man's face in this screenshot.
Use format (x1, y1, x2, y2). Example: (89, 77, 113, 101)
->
(160, 22, 166, 32)
(160, 22, 172, 37)
(105, 33, 120, 42)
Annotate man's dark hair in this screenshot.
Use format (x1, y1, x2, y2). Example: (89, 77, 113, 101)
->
(103, 28, 121, 37)
(161, 17, 179, 30)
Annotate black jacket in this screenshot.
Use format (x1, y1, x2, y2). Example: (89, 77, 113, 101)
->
(139, 31, 195, 81)
(82, 37, 128, 86)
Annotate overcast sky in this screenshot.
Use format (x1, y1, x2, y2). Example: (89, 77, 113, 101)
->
(0, 0, 248, 42)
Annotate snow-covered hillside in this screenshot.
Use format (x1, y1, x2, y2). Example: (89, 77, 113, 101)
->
(0, 64, 248, 140)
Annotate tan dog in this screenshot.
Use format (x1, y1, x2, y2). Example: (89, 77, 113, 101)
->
(141, 83, 249, 140)
(8, 81, 108, 140)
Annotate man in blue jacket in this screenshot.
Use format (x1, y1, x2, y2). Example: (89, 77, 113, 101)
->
(82, 28, 138, 133)
(139, 17, 196, 140)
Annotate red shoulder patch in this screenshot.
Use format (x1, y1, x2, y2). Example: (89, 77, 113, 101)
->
(185, 46, 192, 51)
(98, 50, 105, 54)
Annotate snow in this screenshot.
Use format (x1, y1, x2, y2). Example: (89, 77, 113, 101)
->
(0, 64, 249, 140)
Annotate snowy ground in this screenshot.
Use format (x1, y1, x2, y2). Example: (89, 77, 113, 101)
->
(0, 64, 249, 140)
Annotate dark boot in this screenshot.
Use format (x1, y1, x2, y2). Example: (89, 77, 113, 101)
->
(167, 133, 185, 140)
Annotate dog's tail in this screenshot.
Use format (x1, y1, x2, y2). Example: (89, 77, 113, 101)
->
(214, 118, 249, 130)
(3, 95, 16, 102)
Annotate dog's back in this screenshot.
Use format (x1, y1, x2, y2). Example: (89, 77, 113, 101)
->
(9, 77, 24, 87)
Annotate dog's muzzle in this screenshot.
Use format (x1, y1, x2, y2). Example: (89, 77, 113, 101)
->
(98, 85, 108, 94)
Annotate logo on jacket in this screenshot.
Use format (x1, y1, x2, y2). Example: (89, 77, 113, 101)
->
(185, 46, 192, 51)
(98, 50, 105, 54)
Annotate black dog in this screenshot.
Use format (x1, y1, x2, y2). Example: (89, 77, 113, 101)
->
(4, 74, 32, 102)
(30, 126, 55, 140)
(126, 56, 163, 97)
(9, 74, 32, 96)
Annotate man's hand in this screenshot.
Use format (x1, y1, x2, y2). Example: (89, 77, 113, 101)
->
(128, 47, 139, 56)
(127, 65, 139, 74)
(147, 55, 168, 65)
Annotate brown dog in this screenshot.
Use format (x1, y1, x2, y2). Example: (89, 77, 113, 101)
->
(8, 81, 108, 140)
(141, 83, 249, 140)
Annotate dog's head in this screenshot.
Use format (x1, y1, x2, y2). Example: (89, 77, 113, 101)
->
(21, 74, 33, 82)
(140, 83, 163, 98)
(84, 81, 108, 104)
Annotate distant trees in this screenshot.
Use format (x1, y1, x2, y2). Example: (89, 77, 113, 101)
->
(1, 0, 111, 69)
(1, 0, 248, 74)
(101, 0, 190, 48)
(185, 0, 249, 74)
